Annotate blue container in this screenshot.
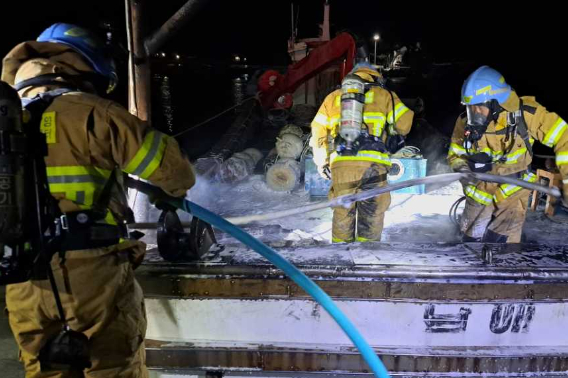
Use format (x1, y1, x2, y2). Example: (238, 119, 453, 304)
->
(387, 158, 427, 194)
(304, 157, 332, 197)
(304, 156, 427, 197)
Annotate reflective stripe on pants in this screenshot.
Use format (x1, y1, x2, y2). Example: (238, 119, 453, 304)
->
(460, 186, 529, 243)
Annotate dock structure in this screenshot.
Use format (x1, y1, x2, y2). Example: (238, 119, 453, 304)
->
(138, 242, 568, 377)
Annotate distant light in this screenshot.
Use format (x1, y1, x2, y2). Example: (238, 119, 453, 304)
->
(373, 34, 380, 41)
(234, 55, 241, 62)
(243, 57, 247, 62)
(175, 54, 181, 60)
(160, 52, 166, 57)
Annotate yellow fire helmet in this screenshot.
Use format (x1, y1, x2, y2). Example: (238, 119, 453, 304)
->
(352, 62, 382, 83)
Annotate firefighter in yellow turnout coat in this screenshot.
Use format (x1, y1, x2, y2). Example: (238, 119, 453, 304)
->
(2, 24, 195, 377)
(310, 63, 414, 243)
(448, 66, 568, 243)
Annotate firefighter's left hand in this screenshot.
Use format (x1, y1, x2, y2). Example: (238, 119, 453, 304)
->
(317, 164, 331, 180)
(456, 165, 478, 187)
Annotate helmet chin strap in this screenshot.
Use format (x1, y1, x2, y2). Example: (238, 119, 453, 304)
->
(14, 74, 79, 92)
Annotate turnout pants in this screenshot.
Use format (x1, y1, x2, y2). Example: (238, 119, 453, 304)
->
(460, 182, 530, 243)
(5, 243, 148, 378)
(330, 161, 390, 243)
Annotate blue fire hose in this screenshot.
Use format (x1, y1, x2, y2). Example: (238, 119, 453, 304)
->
(126, 178, 390, 378)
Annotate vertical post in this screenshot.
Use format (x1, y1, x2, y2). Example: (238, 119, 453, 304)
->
(127, 0, 152, 122)
(290, 4, 294, 42)
(374, 40, 377, 65)
(321, 1, 330, 41)
(125, 0, 136, 115)
(373, 34, 380, 66)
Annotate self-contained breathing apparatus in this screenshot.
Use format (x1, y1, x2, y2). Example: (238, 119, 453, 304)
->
(335, 72, 404, 157)
(338, 74, 366, 150)
(462, 99, 534, 174)
(1, 75, 217, 371)
(0, 81, 92, 371)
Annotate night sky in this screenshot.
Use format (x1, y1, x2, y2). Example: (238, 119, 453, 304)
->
(0, 1, 565, 114)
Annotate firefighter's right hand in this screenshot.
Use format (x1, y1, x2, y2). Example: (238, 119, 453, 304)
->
(562, 183, 568, 208)
(149, 197, 178, 213)
(317, 164, 331, 180)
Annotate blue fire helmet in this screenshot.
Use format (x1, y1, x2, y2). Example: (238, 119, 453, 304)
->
(461, 66, 511, 105)
(37, 23, 117, 93)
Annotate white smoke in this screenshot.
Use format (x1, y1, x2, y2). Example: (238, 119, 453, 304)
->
(186, 175, 222, 210)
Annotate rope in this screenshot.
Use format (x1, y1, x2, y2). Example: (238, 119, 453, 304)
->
(391, 146, 421, 158)
(173, 97, 256, 138)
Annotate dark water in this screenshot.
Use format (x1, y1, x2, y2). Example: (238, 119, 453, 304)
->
(152, 64, 259, 159)
(150, 60, 557, 167)
(149, 63, 469, 169)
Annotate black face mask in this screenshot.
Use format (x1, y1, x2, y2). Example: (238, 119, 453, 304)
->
(466, 105, 491, 128)
(464, 123, 489, 144)
(464, 100, 502, 143)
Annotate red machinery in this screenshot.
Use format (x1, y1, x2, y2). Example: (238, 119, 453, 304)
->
(258, 32, 357, 109)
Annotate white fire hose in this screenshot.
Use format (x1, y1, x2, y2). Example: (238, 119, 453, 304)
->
(130, 172, 561, 228)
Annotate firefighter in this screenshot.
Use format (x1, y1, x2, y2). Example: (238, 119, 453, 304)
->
(1, 23, 195, 377)
(310, 62, 414, 243)
(448, 65, 568, 243)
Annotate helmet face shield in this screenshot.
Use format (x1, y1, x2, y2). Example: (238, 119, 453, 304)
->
(465, 104, 491, 127)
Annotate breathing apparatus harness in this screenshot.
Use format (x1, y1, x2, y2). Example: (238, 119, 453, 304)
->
(14, 72, 112, 97)
(0, 79, 130, 372)
(18, 79, 129, 256)
(335, 73, 403, 157)
(463, 99, 534, 173)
